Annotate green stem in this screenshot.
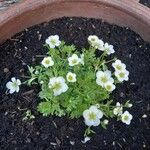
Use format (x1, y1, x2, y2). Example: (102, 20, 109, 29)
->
(104, 57, 117, 64)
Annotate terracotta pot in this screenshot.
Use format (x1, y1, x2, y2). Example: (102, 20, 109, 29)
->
(0, 0, 150, 44)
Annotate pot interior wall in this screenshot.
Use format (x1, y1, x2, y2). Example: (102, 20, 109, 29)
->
(0, 0, 150, 43)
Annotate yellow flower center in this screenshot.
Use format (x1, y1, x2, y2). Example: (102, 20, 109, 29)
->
(68, 75, 73, 81)
(88, 112, 96, 120)
(45, 60, 50, 65)
(101, 76, 108, 83)
(119, 72, 125, 78)
(91, 38, 96, 42)
(106, 85, 111, 90)
(72, 59, 77, 64)
(53, 82, 62, 90)
(12, 82, 18, 88)
(116, 65, 122, 70)
(51, 39, 56, 45)
(123, 115, 129, 121)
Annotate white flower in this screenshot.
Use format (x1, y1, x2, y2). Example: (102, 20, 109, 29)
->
(113, 102, 123, 116)
(41, 57, 54, 68)
(121, 111, 133, 125)
(88, 35, 104, 49)
(48, 77, 68, 96)
(100, 43, 115, 55)
(115, 69, 129, 82)
(112, 59, 126, 72)
(88, 35, 99, 46)
(103, 119, 109, 125)
(83, 105, 103, 127)
(68, 54, 80, 66)
(81, 136, 91, 144)
(66, 72, 77, 83)
(96, 70, 114, 87)
(104, 81, 116, 92)
(45, 35, 61, 48)
(79, 54, 84, 65)
(6, 77, 21, 94)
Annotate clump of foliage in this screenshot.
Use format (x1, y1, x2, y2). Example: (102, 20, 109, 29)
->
(6, 35, 133, 139)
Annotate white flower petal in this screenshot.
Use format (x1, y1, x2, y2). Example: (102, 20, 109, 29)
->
(16, 79, 21, 85)
(9, 89, 16, 94)
(97, 110, 103, 119)
(93, 118, 100, 126)
(85, 119, 94, 127)
(11, 77, 16, 82)
(83, 110, 90, 119)
(6, 82, 13, 89)
(15, 86, 20, 93)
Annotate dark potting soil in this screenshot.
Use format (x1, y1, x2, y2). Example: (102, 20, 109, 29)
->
(140, 0, 150, 7)
(0, 17, 150, 150)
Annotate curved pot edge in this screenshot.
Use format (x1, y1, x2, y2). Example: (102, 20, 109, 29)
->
(0, 0, 150, 43)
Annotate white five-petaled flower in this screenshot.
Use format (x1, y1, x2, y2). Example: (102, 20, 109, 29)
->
(88, 35, 99, 43)
(66, 72, 77, 83)
(104, 81, 116, 92)
(112, 59, 126, 72)
(83, 105, 103, 127)
(96, 70, 114, 88)
(45, 35, 61, 48)
(88, 35, 104, 49)
(121, 111, 133, 125)
(48, 77, 68, 96)
(113, 102, 123, 116)
(68, 54, 80, 66)
(100, 43, 115, 55)
(41, 56, 54, 68)
(115, 69, 129, 82)
(6, 77, 21, 94)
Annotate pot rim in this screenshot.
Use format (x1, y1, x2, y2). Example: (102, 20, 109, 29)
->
(0, 0, 150, 43)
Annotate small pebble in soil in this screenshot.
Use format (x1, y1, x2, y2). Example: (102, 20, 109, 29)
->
(142, 114, 147, 118)
(70, 141, 75, 145)
(3, 68, 9, 73)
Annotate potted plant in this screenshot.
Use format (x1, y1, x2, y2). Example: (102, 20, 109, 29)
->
(0, 0, 149, 149)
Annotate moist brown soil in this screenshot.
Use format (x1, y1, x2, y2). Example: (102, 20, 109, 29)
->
(0, 17, 150, 150)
